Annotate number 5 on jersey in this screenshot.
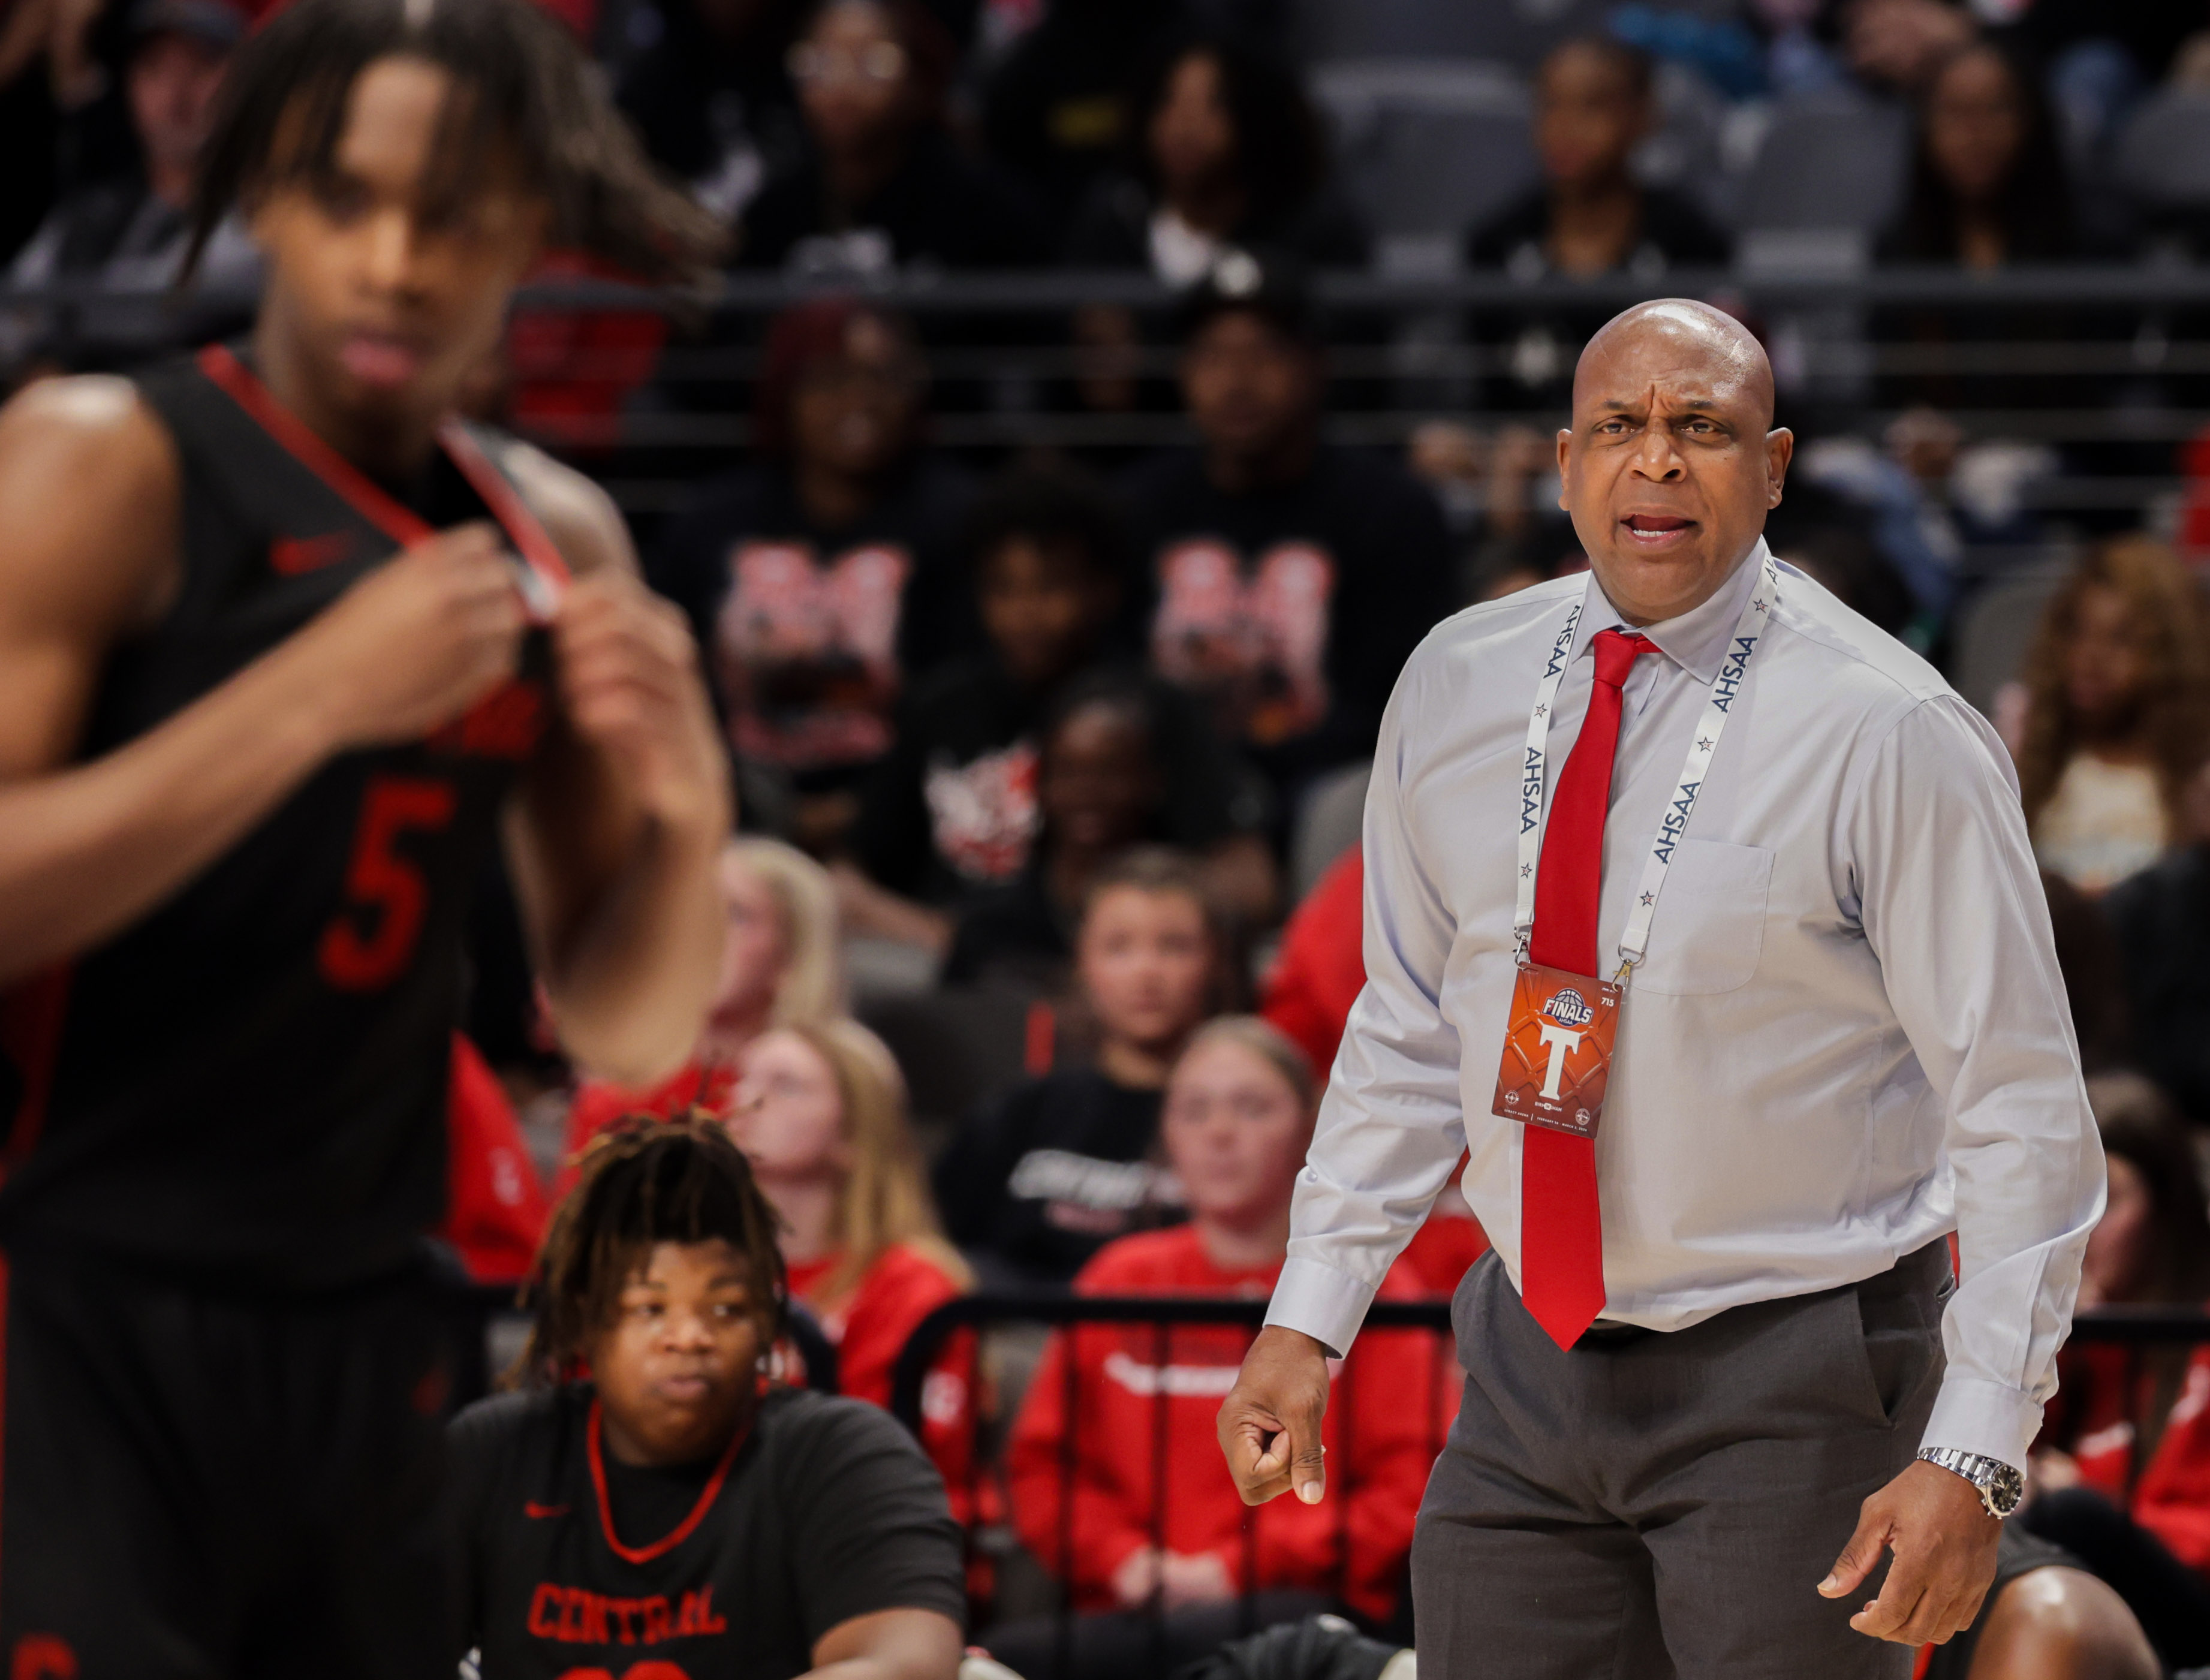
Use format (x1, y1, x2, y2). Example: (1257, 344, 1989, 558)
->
(318, 775, 459, 990)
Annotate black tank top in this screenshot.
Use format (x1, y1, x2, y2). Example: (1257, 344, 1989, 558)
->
(0, 344, 569, 1289)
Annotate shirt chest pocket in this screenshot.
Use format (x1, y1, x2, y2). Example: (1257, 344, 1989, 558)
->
(1629, 838, 1774, 996)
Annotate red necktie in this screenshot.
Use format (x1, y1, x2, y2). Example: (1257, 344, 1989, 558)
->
(1520, 626, 1654, 1350)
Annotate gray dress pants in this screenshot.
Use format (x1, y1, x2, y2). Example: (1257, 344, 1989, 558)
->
(1413, 1241, 1950, 1679)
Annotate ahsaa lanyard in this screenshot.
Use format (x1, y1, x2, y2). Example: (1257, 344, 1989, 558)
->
(1511, 546, 1781, 979)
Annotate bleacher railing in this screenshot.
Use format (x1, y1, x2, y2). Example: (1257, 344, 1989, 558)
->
(16, 264, 2210, 313)
(10, 265, 2210, 513)
(875, 1291, 2210, 1677)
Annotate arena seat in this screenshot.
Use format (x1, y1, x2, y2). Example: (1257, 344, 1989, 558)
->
(856, 984, 1052, 1156)
(1309, 59, 1537, 273)
(1732, 87, 1910, 239)
(2115, 91, 2210, 221)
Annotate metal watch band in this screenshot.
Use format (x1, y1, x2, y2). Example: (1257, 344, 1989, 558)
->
(1916, 1447, 2025, 1519)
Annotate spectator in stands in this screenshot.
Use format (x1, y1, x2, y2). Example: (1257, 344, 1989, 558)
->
(1061, 33, 1368, 280)
(935, 847, 1226, 1285)
(1837, 0, 1978, 97)
(1, 0, 258, 379)
(1128, 254, 1453, 807)
(1875, 40, 2097, 417)
(938, 675, 1251, 989)
(2016, 535, 2210, 893)
(993, 1017, 1439, 1676)
(450, 1118, 967, 1680)
(1055, 35, 1366, 430)
(1464, 36, 1729, 415)
(2104, 749, 2210, 1121)
(843, 462, 1276, 955)
(726, 1019, 969, 1402)
(979, 0, 1182, 246)
(1881, 37, 2075, 269)
(616, 0, 807, 229)
(561, 838, 843, 1185)
(651, 298, 976, 852)
(2019, 1072, 2210, 1672)
(734, 0, 1044, 276)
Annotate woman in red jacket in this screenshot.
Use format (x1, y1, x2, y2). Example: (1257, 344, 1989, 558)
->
(997, 1017, 1447, 1674)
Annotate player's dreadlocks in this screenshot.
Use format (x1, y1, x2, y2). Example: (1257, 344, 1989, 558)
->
(188, 0, 723, 282)
(514, 1115, 787, 1387)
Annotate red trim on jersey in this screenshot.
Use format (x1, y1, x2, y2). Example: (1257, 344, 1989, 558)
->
(0, 965, 73, 1175)
(197, 345, 433, 546)
(438, 420, 573, 594)
(586, 1398, 746, 1565)
(196, 344, 570, 611)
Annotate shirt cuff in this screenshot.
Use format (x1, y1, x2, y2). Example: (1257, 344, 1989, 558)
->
(1919, 1372, 2044, 1471)
(1265, 1256, 1378, 1358)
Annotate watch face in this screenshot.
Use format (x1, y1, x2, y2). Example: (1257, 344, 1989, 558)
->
(1986, 1464, 2025, 1518)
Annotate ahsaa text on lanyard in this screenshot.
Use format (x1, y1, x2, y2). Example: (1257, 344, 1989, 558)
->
(1492, 550, 1780, 1142)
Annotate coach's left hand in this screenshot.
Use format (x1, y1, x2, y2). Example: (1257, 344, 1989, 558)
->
(553, 568, 727, 834)
(1818, 1460, 2001, 1645)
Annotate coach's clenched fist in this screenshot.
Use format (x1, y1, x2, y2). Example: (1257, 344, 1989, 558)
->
(1218, 1324, 1333, 1507)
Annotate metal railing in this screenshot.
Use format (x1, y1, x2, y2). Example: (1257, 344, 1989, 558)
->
(874, 1291, 2210, 1673)
(12, 262, 2204, 534)
(886, 1292, 1458, 1679)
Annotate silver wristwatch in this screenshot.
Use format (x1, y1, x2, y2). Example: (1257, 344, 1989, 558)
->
(1917, 1447, 2025, 1519)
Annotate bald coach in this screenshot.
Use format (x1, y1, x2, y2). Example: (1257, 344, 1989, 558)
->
(1219, 300, 2101, 1676)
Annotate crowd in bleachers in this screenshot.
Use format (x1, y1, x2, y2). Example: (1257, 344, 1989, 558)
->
(10, 0, 2210, 1674)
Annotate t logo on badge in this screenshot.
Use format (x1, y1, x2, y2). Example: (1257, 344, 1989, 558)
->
(1535, 1020, 1585, 1100)
(1493, 965, 1621, 1140)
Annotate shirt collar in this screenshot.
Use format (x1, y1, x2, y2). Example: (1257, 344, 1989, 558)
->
(1570, 537, 1772, 685)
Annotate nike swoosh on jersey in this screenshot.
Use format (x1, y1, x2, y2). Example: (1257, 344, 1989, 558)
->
(269, 531, 356, 574)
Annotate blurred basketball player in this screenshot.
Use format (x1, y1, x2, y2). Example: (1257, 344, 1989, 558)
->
(0, 0, 730, 1671)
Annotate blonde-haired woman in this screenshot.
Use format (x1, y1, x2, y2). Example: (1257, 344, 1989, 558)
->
(728, 1018, 981, 1512)
(2015, 535, 2210, 892)
(559, 837, 844, 1190)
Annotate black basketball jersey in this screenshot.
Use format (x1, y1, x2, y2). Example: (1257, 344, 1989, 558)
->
(450, 1385, 967, 1680)
(0, 344, 570, 1289)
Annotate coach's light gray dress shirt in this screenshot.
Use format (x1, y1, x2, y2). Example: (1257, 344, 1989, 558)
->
(1266, 538, 2104, 1472)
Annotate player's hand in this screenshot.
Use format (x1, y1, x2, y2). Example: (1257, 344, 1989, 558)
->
(1818, 1459, 2001, 1645)
(551, 567, 727, 835)
(1218, 1324, 1332, 1507)
(300, 522, 528, 748)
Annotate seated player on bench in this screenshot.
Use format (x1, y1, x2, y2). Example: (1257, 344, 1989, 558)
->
(446, 1116, 967, 1680)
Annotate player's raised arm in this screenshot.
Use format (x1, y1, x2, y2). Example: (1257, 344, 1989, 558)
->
(498, 442, 733, 1086)
(0, 376, 526, 985)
